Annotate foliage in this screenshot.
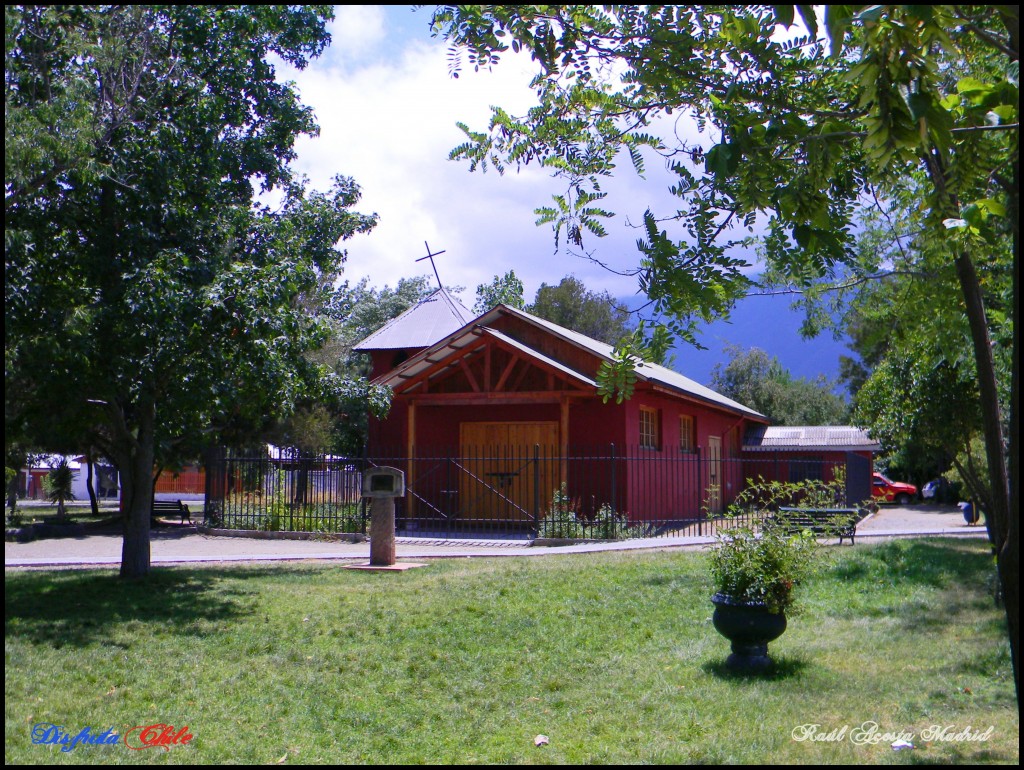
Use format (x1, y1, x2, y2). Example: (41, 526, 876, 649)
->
(432, 5, 1018, 699)
(709, 476, 852, 613)
(266, 375, 392, 457)
(474, 270, 525, 313)
(941, 435, 992, 510)
(710, 524, 819, 614)
(261, 501, 364, 535)
(854, 351, 985, 489)
(527, 275, 634, 346)
(41, 457, 75, 520)
(5, 6, 381, 576)
(429, 2, 1015, 479)
(823, 178, 1011, 505)
(538, 483, 643, 539)
(588, 503, 645, 540)
(711, 345, 848, 425)
(538, 483, 585, 538)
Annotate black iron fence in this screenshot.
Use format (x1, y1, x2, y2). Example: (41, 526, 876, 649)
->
(204, 445, 866, 540)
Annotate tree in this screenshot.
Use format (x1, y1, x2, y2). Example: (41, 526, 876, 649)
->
(432, 5, 1019, 702)
(5, 6, 379, 578)
(711, 345, 848, 426)
(855, 352, 988, 502)
(474, 270, 526, 313)
(42, 457, 75, 521)
(823, 183, 1011, 536)
(528, 275, 634, 346)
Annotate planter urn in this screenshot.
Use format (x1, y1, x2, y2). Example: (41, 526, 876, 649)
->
(711, 592, 788, 672)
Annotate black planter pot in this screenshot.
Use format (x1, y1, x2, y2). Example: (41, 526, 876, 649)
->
(711, 592, 787, 672)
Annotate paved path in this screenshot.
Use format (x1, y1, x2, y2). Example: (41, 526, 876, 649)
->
(5, 503, 987, 570)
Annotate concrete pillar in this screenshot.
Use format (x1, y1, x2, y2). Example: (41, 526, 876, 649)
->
(369, 496, 396, 566)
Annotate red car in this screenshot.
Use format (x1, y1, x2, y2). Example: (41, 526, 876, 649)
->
(872, 473, 918, 504)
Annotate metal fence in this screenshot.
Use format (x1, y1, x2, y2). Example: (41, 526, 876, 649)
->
(204, 445, 863, 540)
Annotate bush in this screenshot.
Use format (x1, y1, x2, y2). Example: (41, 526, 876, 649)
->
(538, 484, 585, 538)
(538, 485, 643, 540)
(42, 458, 75, 520)
(708, 477, 841, 614)
(259, 502, 365, 534)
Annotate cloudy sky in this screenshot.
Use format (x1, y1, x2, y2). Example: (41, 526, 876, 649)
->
(277, 5, 849, 386)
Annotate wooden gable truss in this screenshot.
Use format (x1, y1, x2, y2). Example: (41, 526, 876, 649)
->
(391, 327, 595, 404)
(389, 327, 597, 473)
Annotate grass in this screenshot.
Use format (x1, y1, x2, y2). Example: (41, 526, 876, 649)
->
(4, 538, 1018, 764)
(6, 503, 121, 528)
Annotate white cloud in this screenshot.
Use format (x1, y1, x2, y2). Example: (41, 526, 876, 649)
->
(327, 6, 386, 60)
(266, 6, 842, 381)
(283, 25, 569, 298)
(284, 11, 759, 299)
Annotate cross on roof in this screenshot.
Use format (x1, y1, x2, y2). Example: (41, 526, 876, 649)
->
(416, 241, 446, 289)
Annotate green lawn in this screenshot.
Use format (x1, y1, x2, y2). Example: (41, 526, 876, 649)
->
(4, 539, 1018, 764)
(7, 503, 121, 527)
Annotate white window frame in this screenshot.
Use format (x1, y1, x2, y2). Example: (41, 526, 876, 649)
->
(679, 415, 696, 453)
(639, 406, 659, 450)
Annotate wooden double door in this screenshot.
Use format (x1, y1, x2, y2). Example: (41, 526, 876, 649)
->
(458, 422, 558, 522)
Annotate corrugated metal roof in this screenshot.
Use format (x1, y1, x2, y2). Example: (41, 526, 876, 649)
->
(743, 425, 881, 451)
(376, 303, 765, 419)
(353, 287, 474, 351)
(496, 306, 765, 419)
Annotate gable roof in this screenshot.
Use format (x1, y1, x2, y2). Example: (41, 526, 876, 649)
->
(495, 305, 765, 419)
(376, 303, 766, 420)
(743, 425, 881, 452)
(353, 287, 474, 351)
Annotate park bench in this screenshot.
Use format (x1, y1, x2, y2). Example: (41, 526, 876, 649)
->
(152, 499, 192, 524)
(767, 507, 859, 545)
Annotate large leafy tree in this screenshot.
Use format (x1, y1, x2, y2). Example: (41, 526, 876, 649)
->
(432, 5, 1018, 702)
(5, 6, 378, 578)
(474, 269, 526, 313)
(832, 191, 1010, 513)
(528, 275, 634, 346)
(473, 271, 635, 346)
(711, 345, 848, 426)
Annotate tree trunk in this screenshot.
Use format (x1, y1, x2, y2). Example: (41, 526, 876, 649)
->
(86, 451, 100, 517)
(116, 402, 156, 579)
(7, 470, 20, 517)
(294, 450, 311, 505)
(1000, 148, 1019, 707)
(954, 251, 1010, 549)
(927, 133, 1018, 704)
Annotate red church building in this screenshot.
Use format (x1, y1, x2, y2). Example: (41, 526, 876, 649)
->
(357, 288, 876, 534)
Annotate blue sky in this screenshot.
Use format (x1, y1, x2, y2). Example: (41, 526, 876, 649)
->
(277, 6, 851, 388)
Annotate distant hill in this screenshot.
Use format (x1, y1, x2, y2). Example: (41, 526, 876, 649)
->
(625, 293, 849, 390)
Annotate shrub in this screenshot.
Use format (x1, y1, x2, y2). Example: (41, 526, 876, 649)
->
(538, 485, 642, 540)
(708, 477, 842, 614)
(43, 458, 75, 520)
(538, 484, 585, 538)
